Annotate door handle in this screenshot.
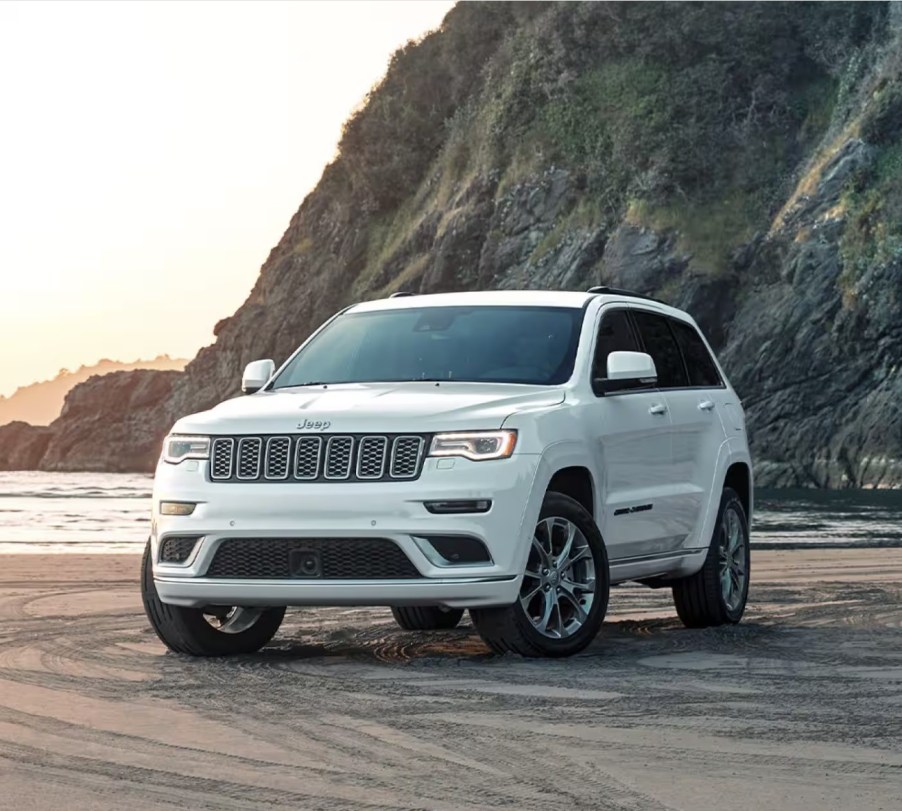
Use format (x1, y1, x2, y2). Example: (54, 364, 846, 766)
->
(649, 403, 667, 415)
(698, 400, 715, 411)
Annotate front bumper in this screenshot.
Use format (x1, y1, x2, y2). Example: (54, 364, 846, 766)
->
(154, 575, 520, 609)
(151, 453, 541, 609)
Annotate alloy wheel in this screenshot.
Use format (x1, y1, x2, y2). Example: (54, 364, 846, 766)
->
(520, 516, 596, 638)
(718, 505, 747, 612)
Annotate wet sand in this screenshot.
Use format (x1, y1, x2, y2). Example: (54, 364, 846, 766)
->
(1, 549, 901, 810)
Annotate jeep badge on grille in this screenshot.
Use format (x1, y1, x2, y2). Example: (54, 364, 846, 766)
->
(297, 419, 332, 430)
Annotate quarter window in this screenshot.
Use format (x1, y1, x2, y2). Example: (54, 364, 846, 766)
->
(670, 318, 722, 388)
(631, 310, 689, 389)
(591, 309, 640, 381)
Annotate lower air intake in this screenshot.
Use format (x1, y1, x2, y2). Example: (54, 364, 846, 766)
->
(206, 537, 423, 579)
(159, 536, 200, 564)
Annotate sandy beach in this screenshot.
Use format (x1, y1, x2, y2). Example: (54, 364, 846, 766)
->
(0, 549, 900, 810)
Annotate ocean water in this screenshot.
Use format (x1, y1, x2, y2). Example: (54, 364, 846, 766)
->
(0, 472, 900, 554)
(0, 471, 152, 554)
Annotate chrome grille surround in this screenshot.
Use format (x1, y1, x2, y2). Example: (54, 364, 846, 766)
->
(324, 436, 354, 480)
(207, 433, 429, 483)
(356, 436, 388, 479)
(294, 436, 323, 480)
(391, 436, 425, 478)
(264, 436, 291, 480)
(236, 437, 263, 480)
(210, 438, 234, 480)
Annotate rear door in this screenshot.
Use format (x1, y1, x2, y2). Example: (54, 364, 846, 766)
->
(589, 306, 676, 561)
(632, 309, 728, 547)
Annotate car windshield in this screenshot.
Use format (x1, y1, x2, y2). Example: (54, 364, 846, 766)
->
(271, 305, 584, 388)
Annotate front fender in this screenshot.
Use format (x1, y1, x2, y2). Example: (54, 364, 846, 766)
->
(511, 440, 601, 578)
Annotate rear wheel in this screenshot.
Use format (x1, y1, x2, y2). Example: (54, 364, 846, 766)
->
(391, 605, 464, 631)
(471, 492, 609, 657)
(672, 487, 750, 627)
(141, 541, 285, 656)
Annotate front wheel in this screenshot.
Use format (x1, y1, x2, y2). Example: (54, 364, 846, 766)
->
(141, 541, 285, 656)
(672, 487, 750, 627)
(471, 492, 610, 657)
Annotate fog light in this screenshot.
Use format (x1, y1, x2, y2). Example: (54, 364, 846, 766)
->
(423, 500, 492, 514)
(160, 501, 197, 516)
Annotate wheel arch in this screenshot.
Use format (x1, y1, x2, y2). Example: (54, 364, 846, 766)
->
(687, 438, 753, 552)
(546, 465, 595, 517)
(514, 445, 602, 578)
(724, 460, 752, 522)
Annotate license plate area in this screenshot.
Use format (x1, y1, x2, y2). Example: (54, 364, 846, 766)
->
(288, 548, 322, 578)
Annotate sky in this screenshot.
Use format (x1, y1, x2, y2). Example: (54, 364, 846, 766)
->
(0, 0, 453, 397)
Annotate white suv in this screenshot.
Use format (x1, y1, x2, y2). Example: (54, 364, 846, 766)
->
(142, 288, 752, 658)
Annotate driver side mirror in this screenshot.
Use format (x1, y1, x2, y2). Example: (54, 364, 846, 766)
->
(242, 359, 275, 394)
(594, 351, 657, 394)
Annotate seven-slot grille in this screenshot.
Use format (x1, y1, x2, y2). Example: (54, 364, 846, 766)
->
(209, 434, 427, 483)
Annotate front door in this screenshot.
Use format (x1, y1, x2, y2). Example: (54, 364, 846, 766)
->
(589, 306, 677, 561)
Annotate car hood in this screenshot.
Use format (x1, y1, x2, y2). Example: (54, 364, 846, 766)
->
(171, 382, 565, 435)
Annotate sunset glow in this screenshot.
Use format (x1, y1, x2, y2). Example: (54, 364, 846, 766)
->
(0, 0, 453, 396)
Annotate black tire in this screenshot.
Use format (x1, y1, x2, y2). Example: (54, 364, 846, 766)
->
(672, 487, 750, 628)
(391, 605, 465, 631)
(470, 492, 610, 657)
(141, 541, 285, 656)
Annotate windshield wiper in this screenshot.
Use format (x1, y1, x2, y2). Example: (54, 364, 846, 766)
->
(273, 381, 333, 389)
(276, 378, 455, 388)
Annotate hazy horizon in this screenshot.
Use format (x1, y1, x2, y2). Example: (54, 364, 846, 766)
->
(0, 0, 453, 398)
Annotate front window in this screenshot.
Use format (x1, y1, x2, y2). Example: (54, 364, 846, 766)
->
(631, 310, 689, 389)
(271, 305, 584, 388)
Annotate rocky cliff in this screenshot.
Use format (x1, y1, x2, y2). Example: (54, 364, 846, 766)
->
(3, 2, 901, 486)
(37, 370, 182, 473)
(0, 355, 187, 426)
(0, 422, 52, 471)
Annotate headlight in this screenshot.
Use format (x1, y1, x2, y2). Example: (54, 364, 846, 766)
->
(428, 430, 517, 461)
(162, 435, 211, 464)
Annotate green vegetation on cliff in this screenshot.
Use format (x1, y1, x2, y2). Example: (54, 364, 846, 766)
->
(337, 2, 878, 277)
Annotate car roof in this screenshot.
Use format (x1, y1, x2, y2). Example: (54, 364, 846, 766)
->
(349, 290, 592, 312)
(348, 290, 689, 319)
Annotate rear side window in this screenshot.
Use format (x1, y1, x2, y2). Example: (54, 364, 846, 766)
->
(631, 310, 689, 389)
(591, 309, 640, 379)
(670, 319, 722, 388)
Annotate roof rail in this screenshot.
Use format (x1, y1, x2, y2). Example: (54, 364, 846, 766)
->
(586, 285, 664, 304)
(389, 291, 414, 298)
